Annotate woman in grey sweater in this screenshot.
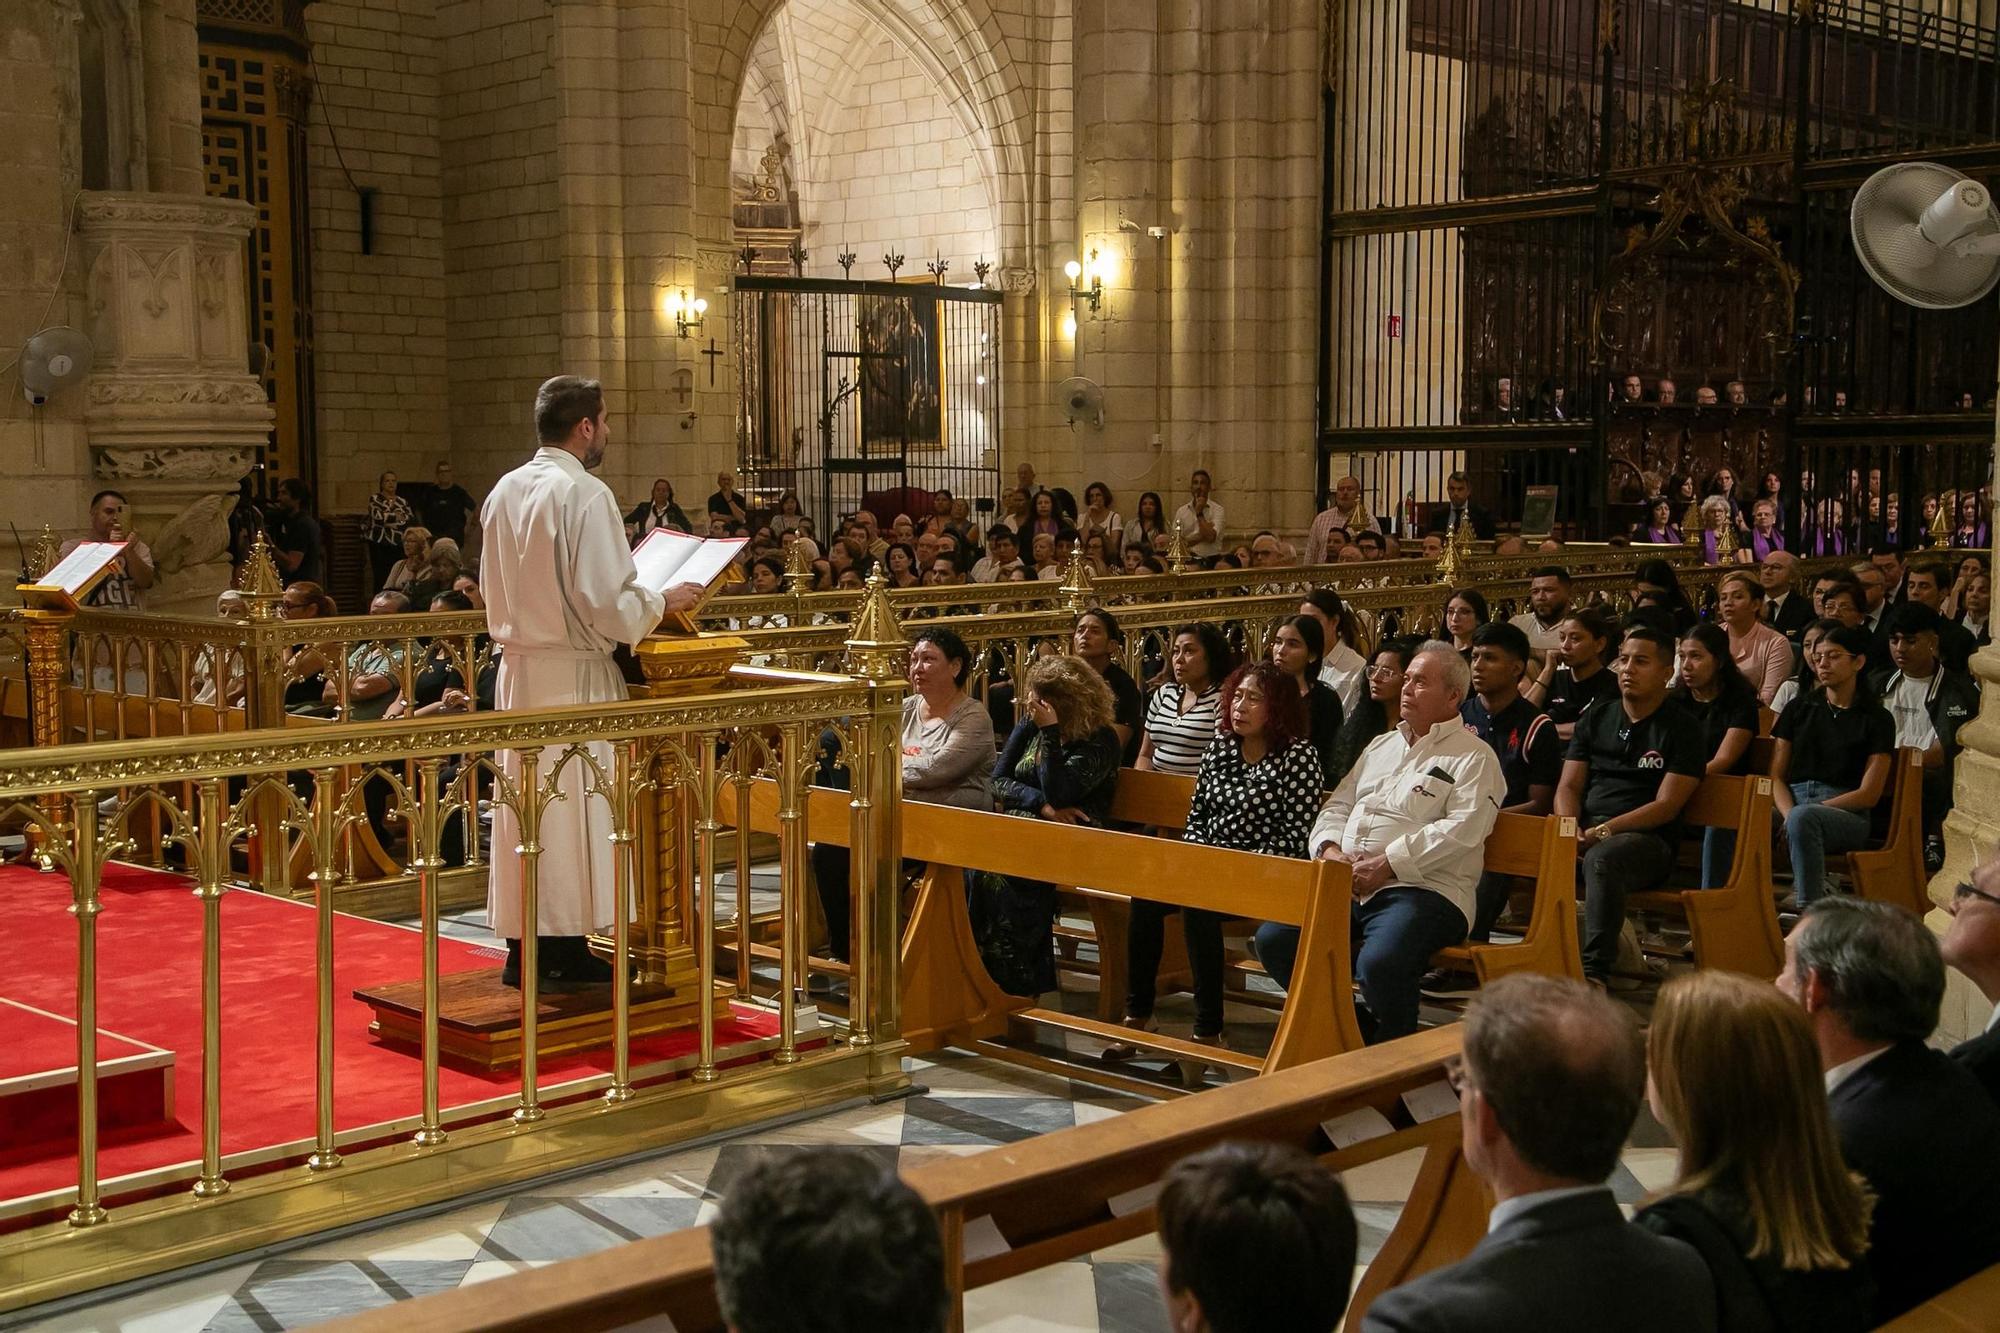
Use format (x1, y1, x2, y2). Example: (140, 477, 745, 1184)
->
(902, 627, 996, 809)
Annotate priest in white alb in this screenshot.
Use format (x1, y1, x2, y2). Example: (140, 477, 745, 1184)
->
(481, 375, 704, 988)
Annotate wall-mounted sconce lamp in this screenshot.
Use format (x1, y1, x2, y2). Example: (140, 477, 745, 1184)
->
(1064, 251, 1103, 313)
(664, 289, 708, 339)
(1061, 310, 1079, 339)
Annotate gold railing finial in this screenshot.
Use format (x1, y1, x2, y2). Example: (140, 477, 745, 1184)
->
(1438, 529, 1461, 587)
(1058, 542, 1095, 611)
(26, 525, 60, 582)
(783, 533, 814, 593)
(1166, 522, 1190, 574)
(238, 532, 285, 621)
(1715, 512, 1738, 560)
(1681, 501, 1704, 548)
(1929, 493, 1953, 549)
(843, 564, 906, 680)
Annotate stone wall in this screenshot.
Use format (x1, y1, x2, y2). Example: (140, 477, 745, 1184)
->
(0, 3, 93, 575)
(437, 0, 562, 498)
(304, 0, 453, 513)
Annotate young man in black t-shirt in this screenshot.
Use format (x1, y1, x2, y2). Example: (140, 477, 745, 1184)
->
(1555, 625, 1706, 986)
(1458, 621, 1563, 946)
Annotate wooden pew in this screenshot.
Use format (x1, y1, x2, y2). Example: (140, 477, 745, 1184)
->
(1841, 747, 1928, 917)
(312, 1026, 1488, 1333)
(726, 780, 1365, 1081)
(1430, 812, 1583, 985)
(1878, 1263, 2000, 1330)
(1628, 775, 1785, 980)
(1069, 769, 1198, 1022)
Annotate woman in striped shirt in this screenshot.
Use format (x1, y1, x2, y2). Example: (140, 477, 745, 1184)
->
(1136, 621, 1235, 775)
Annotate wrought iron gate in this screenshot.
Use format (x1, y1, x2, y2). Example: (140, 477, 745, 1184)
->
(733, 276, 1003, 536)
(1322, 0, 2000, 545)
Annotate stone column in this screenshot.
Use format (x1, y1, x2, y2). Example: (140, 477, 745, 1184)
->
(79, 192, 273, 615)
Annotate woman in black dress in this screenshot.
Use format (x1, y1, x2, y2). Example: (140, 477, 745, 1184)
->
(970, 655, 1122, 997)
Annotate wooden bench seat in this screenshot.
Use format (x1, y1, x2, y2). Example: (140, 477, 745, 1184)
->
(1628, 774, 1784, 980)
(1430, 811, 1583, 984)
(313, 1026, 1488, 1333)
(724, 778, 1366, 1080)
(1879, 1262, 2000, 1330)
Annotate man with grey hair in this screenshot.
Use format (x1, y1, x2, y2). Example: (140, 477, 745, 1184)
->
(1778, 897, 2000, 1322)
(1255, 642, 1503, 1041)
(1362, 974, 1714, 1333)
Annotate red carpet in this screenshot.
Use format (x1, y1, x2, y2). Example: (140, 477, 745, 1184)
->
(0, 999, 174, 1156)
(0, 863, 784, 1223)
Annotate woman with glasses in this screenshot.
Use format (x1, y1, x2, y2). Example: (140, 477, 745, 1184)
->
(1329, 638, 1419, 785)
(1443, 587, 1489, 660)
(278, 582, 337, 713)
(1770, 624, 1896, 907)
(1268, 614, 1345, 788)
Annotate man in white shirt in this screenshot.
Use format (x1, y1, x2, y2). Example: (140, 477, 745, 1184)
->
(1253, 641, 1503, 1042)
(970, 528, 1022, 584)
(483, 375, 705, 989)
(1307, 474, 1382, 563)
(1507, 565, 1572, 674)
(1172, 468, 1224, 559)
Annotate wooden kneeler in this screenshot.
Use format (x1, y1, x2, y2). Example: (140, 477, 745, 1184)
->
(1629, 775, 1784, 981)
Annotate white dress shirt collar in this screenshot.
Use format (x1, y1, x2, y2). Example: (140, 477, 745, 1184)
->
(1487, 1184, 1609, 1235)
(1823, 1043, 1892, 1093)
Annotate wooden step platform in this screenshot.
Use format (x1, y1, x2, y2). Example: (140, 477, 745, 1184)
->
(354, 968, 727, 1072)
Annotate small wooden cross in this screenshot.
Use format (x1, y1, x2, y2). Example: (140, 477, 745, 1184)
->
(701, 337, 724, 385)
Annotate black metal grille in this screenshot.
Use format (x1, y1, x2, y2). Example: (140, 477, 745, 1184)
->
(733, 276, 1003, 535)
(1322, 0, 2000, 546)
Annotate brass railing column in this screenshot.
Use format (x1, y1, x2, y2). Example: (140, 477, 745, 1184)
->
(774, 722, 806, 1064)
(307, 767, 343, 1171)
(67, 795, 107, 1227)
(845, 711, 877, 1048)
(731, 739, 753, 999)
(511, 749, 544, 1126)
(238, 542, 289, 892)
(605, 741, 637, 1104)
(841, 568, 908, 1050)
(193, 777, 230, 1199)
(693, 731, 720, 1082)
(414, 757, 450, 1144)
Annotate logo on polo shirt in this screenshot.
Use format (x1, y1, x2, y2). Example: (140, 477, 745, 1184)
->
(1636, 751, 1666, 770)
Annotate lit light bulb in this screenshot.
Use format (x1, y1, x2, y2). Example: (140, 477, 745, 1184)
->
(1061, 311, 1078, 339)
(976, 374, 987, 386)
(693, 297, 709, 315)
(1064, 259, 1083, 282)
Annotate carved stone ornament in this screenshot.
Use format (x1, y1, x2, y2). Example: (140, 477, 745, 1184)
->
(87, 379, 270, 407)
(697, 247, 739, 275)
(96, 445, 259, 479)
(1001, 266, 1037, 293)
(78, 193, 257, 237)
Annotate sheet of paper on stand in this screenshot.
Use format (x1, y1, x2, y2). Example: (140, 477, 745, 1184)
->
(18, 540, 127, 610)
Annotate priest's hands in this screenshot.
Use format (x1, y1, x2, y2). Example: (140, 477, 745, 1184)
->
(661, 582, 706, 615)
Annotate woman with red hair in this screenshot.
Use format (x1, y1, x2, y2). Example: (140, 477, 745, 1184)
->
(1107, 661, 1324, 1080)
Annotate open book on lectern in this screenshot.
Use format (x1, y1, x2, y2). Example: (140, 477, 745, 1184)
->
(17, 540, 127, 613)
(630, 528, 749, 633)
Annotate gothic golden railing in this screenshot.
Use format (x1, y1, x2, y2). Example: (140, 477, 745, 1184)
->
(0, 662, 909, 1313)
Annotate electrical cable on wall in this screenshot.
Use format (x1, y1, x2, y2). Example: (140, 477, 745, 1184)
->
(0, 191, 82, 382)
(306, 46, 376, 254)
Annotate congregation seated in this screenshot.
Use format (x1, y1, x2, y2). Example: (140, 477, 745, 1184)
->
(1156, 1141, 1358, 1333)
(405, 536, 463, 609)
(1556, 625, 1704, 989)
(1769, 625, 1895, 908)
(970, 654, 1121, 996)
(1442, 586, 1490, 659)
(1298, 587, 1369, 713)
(381, 525, 432, 594)
(1134, 622, 1232, 777)
(1673, 623, 1759, 888)
(1902, 559, 1979, 673)
(1071, 608, 1144, 762)
(1876, 603, 1978, 872)
(1761, 550, 1815, 641)
(1361, 973, 1719, 1332)
(1328, 637, 1415, 786)
(1520, 605, 1617, 741)
(710, 1150, 945, 1333)
(1941, 852, 2000, 1105)
(1113, 662, 1321, 1067)
(1714, 568, 1793, 705)
(1461, 622, 1560, 942)
(1635, 971, 1875, 1331)
(1507, 565, 1572, 673)
(1778, 897, 2000, 1323)
(1257, 642, 1501, 1043)
(1268, 614, 1346, 787)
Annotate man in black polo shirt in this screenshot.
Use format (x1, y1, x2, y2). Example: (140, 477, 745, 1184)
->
(1462, 621, 1562, 942)
(1555, 624, 1705, 988)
